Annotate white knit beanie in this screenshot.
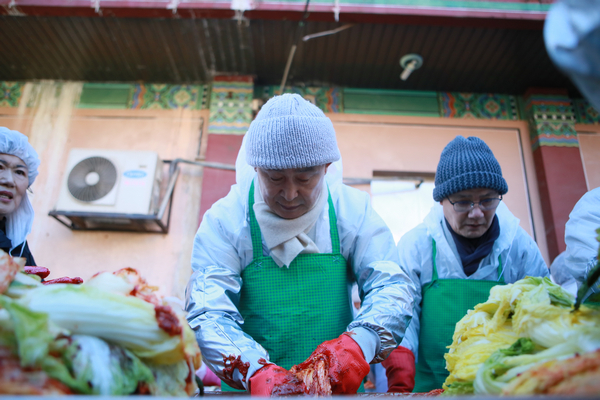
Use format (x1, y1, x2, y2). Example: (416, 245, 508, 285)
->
(246, 93, 341, 169)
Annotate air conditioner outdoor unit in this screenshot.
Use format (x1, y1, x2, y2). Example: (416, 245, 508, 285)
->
(54, 149, 162, 215)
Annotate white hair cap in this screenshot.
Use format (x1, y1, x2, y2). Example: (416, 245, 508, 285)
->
(0, 127, 40, 254)
(0, 127, 40, 186)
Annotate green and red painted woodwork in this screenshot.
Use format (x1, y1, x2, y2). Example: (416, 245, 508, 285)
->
(524, 88, 588, 262)
(198, 76, 253, 225)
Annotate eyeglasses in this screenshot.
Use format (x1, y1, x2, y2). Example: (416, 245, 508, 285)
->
(447, 195, 503, 213)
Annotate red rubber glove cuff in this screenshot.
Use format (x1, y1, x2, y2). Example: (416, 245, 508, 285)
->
(381, 346, 415, 393)
(312, 333, 370, 394)
(249, 364, 305, 396)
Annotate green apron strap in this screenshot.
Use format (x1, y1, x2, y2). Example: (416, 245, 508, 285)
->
(431, 239, 438, 281)
(327, 187, 340, 254)
(248, 180, 264, 260)
(497, 255, 505, 283)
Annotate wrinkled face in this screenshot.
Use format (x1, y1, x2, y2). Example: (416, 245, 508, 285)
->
(0, 154, 29, 217)
(255, 164, 330, 219)
(441, 188, 500, 239)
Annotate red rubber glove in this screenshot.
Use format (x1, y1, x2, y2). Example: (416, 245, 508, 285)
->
(381, 346, 415, 393)
(249, 363, 305, 396)
(308, 333, 370, 394)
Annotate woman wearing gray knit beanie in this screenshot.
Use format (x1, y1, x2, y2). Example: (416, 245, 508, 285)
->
(383, 135, 549, 394)
(186, 94, 416, 396)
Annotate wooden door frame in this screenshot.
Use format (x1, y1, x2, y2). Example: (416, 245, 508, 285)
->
(328, 113, 549, 265)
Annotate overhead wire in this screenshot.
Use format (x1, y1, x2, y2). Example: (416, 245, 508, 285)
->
(279, 0, 311, 93)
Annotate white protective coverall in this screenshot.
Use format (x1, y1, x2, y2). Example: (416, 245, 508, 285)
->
(185, 134, 416, 390)
(551, 187, 600, 300)
(544, 0, 600, 111)
(398, 202, 548, 359)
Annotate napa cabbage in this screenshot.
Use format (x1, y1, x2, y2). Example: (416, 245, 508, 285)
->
(14, 272, 195, 365)
(443, 276, 600, 395)
(0, 269, 201, 396)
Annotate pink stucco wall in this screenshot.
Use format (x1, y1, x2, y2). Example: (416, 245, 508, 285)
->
(1, 103, 208, 300)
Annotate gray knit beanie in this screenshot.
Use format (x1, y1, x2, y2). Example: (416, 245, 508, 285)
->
(433, 136, 508, 202)
(246, 93, 341, 169)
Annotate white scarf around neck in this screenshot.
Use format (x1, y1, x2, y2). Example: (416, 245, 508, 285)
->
(253, 178, 328, 268)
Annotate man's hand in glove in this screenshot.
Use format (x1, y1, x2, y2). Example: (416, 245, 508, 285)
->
(381, 346, 415, 393)
(249, 363, 305, 396)
(307, 333, 370, 394)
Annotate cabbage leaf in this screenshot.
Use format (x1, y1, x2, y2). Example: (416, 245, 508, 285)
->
(474, 329, 600, 395)
(16, 276, 186, 365)
(69, 335, 155, 395)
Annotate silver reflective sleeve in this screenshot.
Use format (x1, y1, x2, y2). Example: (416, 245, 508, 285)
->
(348, 262, 416, 363)
(185, 192, 269, 391)
(339, 186, 416, 363)
(185, 266, 268, 391)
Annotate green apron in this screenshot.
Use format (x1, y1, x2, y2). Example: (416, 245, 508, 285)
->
(222, 181, 354, 391)
(413, 239, 505, 393)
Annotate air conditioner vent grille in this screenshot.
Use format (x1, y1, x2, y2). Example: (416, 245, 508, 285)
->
(67, 156, 117, 202)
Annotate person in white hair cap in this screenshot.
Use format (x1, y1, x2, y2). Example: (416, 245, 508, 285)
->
(185, 93, 416, 396)
(0, 127, 40, 266)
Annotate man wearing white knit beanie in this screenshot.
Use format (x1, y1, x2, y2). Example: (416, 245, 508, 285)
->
(186, 94, 416, 396)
